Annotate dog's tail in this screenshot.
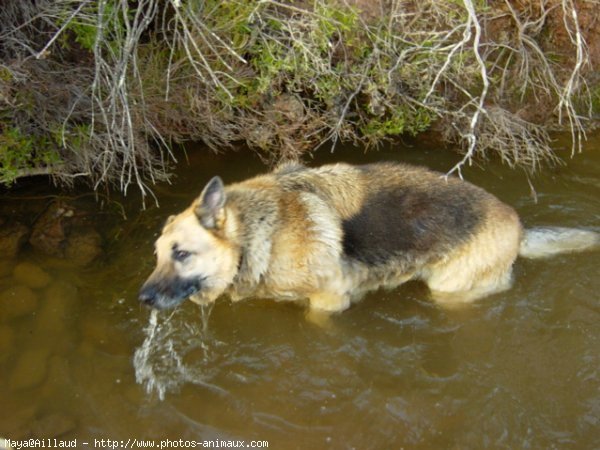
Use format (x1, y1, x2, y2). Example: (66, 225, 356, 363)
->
(519, 227, 599, 259)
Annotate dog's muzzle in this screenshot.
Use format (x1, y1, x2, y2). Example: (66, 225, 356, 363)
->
(138, 276, 202, 310)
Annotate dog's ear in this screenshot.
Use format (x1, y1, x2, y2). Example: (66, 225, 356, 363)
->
(162, 215, 176, 230)
(195, 176, 226, 229)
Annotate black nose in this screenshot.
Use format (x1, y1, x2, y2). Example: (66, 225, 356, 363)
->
(138, 284, 157, 306)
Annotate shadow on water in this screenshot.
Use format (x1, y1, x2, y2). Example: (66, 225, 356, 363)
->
(0, 135, 599, 448)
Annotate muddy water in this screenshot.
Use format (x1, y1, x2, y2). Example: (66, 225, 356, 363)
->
(1, 135, 598, 449)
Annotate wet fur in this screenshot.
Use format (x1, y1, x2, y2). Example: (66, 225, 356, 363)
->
(139, 161, 594, 313)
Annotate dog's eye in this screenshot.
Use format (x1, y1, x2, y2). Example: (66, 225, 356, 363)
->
(173, 249, 191, 262)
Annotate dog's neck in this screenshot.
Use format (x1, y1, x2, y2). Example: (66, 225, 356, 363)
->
(227, 188, 279, 294)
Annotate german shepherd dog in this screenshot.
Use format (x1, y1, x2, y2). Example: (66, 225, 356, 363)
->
(139, 162, 598, 313)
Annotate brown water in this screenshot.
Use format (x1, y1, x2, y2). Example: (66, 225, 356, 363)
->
(1, 135, 599, 449)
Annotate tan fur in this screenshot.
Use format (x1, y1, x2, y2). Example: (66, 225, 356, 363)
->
(141, 161, 591, 314)
(423, 203, 521, 303)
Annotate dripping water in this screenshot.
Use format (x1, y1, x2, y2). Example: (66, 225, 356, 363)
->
(133, 303, 217, 400)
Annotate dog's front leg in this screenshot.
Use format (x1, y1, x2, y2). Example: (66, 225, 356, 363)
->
(304, 291, 350, 327)
(308, 291, 350, 313)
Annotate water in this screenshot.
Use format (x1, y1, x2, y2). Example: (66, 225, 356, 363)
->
(0, 135, 599, 448)
(134, 305, 216, 400)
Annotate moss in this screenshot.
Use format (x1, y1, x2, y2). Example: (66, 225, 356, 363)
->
(62, 1, 128, 53)
(0, 127, 61, 185)
(590, 84, 600, 117)
(0, 66, 13, 82)
(360, 106, 433, 142)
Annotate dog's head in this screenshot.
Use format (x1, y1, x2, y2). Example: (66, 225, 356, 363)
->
(139, 176, 239, 310)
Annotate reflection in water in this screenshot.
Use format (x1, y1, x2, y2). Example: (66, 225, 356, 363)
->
(0, 138, 599, 448)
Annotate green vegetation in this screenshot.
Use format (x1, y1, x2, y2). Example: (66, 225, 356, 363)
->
(0, 0, 596, 199)
(0, 127, 60, 185)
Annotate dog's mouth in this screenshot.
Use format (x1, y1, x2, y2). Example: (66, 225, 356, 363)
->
(138, 276, 203, 310)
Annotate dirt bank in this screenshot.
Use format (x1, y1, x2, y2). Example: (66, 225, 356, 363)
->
(0, 0, 598, 198)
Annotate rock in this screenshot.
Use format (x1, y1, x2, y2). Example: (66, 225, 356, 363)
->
(9, 348, 50, 390)
(13, 262, 52, 289)
(36, 281, 78, 333)
(32, 282, 77, 356)
(30, 413, 77, 439)
(0, 259, 14, 277)
(0, 285, 38, 322)
(0, 221, 29, 259)
(29, 202, 74, 258)
(41, 355, 73, 398)
(29, 202, 103, 266)
(64, 228, 102, 266)
(0, 325, 14, 363)
(0, 405, 38, 440)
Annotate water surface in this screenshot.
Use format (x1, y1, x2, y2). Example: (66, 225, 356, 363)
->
(0, 135, 598, 449)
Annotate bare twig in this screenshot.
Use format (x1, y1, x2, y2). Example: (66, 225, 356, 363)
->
(35, 0, 90, 59)
(558, 0, 588, 155)
(446, 0, 489, 179)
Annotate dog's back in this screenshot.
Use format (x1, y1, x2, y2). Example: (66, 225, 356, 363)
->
(274, 163, 521, 303)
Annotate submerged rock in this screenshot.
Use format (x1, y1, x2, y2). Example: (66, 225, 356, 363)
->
(0, 285, 38, 321)
(0, 259, 13, 277)
(64, 228, 102, 266)
(0, 325, 15, 363)
(29, 413, 77, 439)
(13, 262, 52, 289)
(29, 202, 74, 257)
(42, 355, 73, 397)
(0, 220, 29, 259)
(29, 201, 103, 266)
(9, 348, 50, 390)
(0, 405, 38, 441)
(36, 280, 78, 334)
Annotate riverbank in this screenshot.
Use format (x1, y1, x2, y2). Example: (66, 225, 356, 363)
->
(1, 0, 598, 200)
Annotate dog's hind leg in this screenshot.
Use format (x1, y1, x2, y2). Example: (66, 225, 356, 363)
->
(424, 205, 522, 305)
(427, 263, 514, 305)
